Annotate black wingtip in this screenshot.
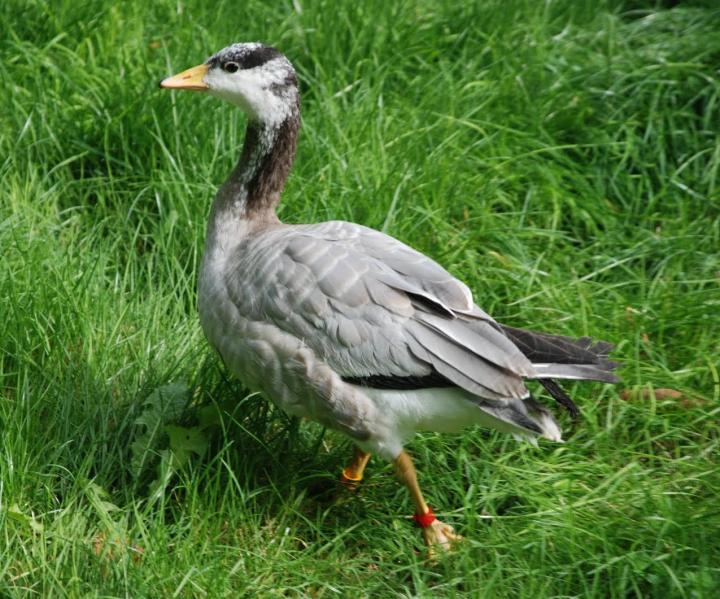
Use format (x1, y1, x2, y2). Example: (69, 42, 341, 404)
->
(539, 379, 581, 420)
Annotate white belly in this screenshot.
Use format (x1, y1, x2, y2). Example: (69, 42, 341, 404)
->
(354, 386, 537, 459)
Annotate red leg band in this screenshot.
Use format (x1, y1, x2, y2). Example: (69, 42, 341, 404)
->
(413, 507, 437, 528)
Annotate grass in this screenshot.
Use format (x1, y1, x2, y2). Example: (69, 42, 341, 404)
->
(1, 0, 719, 596)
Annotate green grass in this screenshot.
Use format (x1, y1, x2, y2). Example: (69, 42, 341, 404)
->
(1, 0, 719, 596)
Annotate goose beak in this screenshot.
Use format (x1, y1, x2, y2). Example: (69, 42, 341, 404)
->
(160, 64, 210, 91)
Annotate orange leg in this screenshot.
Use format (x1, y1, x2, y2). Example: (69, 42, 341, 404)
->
(340, 447, 371, 489)
(393, 451, 462, 556)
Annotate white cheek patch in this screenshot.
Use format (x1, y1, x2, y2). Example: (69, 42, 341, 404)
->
(206, 58, 297, 126)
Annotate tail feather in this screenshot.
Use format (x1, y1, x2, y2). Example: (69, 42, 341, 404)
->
(499, 324, 620, 417)
(500, 324, 620, 382)
(531, 362, 620, 383)
(475, 393, 562, 442)
(524, 394, 563, 441)
(500, 324, 616, 364)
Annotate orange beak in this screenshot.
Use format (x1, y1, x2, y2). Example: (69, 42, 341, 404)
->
(159, 63, 210, 91)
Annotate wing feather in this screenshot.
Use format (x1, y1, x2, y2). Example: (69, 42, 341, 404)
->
(414, 311, 534, 377)
(219, 220, 618, 434)
(407, 323, 527, 399)
(224, 223, 535, 403)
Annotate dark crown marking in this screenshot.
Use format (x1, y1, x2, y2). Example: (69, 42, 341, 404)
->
(206, 43, 281, 71)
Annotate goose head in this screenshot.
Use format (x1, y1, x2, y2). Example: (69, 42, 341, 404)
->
(160, 42, 299, 127)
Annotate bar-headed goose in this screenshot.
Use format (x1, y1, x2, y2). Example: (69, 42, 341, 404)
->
(160, 43, 619, 555)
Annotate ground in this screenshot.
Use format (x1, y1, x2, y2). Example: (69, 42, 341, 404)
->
(1, 0, 719, 597)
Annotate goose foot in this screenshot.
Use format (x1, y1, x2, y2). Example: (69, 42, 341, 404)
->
(422, 519, 462, 557)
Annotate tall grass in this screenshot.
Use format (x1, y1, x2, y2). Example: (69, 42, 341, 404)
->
(1, 1, 718, 596)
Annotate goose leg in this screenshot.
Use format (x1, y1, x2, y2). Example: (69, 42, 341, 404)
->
(393, 450, 461, 556)
(340, 447, 371, 490)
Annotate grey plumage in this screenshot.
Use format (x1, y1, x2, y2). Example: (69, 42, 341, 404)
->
(211, 220, 617, 440)
(160, 42, 621, 556)
(162, 41, 619, 461)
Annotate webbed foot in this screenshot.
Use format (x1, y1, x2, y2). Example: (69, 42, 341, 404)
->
(422, 519, 462, 557)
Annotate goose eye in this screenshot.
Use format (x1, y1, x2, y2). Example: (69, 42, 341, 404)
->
(223, 62, 239, 73)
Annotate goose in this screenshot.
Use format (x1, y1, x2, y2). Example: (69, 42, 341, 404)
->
(160, 42, 619, 554)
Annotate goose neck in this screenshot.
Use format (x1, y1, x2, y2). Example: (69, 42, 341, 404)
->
(212, 109, 300, 228)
